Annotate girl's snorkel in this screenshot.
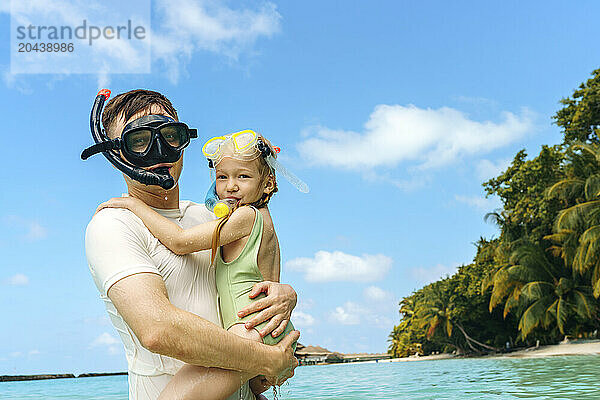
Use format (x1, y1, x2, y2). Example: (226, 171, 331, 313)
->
(204, 181, 238, 218)
(202, 130, 309, 217)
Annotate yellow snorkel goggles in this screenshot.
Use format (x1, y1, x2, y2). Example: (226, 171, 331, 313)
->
(202, 129, 309, 194)
(202, 130, 260, 165)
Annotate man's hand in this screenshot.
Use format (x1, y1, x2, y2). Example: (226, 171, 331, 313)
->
(237, 281, 297, 338)
(265, 330, 300, 386)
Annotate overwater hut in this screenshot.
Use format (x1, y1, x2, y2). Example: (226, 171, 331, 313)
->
(294, 344, 332, 365)
(325, 352, 345, 364)
(295, 343, 392, 365)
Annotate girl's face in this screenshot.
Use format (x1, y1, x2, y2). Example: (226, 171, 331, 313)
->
(215, 157, 273, 205)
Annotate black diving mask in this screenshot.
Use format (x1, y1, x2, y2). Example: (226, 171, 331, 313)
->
(119, 115, 197, 167)
(81, 89, 198, 189)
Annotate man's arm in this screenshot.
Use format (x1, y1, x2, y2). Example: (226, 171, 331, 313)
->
(108, 272, 298, 381)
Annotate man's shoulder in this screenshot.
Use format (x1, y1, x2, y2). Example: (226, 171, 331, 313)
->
(86, 208, 146, 241)
(180, 200, 215, 223)
(88, 207, 140, 227)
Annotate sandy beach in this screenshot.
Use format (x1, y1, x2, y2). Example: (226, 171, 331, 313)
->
(495, 340, 600, 359)
(370, 340, 600, 364)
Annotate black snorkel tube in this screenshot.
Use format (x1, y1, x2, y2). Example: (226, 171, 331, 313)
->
(81, 89, 175, 189)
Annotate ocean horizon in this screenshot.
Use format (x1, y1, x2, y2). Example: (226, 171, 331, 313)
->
(2, 355, 600, 399)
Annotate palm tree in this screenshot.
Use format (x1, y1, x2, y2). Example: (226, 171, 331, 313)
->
(387, 325, 403, 357)
(388, 298, 417, 357)
(397, 298, 417, 330)
(417, 283, 499, 354)
(487, 242, 596, 338)
(417, 287, 453, 339)
(546, 142, 600, 296)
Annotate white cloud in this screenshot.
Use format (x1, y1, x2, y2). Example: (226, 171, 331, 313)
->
(97, 70, 111, 91)
(90, 332, 121, 355)
(329, 302, 363, 325)
(91, 332, 119, 347)
(3, 216, 48, 241)
(286, 251, 392, 282)
(6, 273, 29, 286)
(453, 95, 499, 108)
(10, 351, 22, 358)
(295, 298, 315, 311)
(477, 158, 511, 181)
(2, 67, 33, 94)
(455, 194, 501, 211)
(370, 314, 394, 328)
(363, 286, 393, 302)
(362, 169, 431, 192)
(292, 311, 316, 328)
(410, 263, 459, 286)
(2, 1, 279, 85)
(26, 222, 47, 240)
(2, 69, 14, 86)
(297, 105, 534, 170)
(7, 0, 151, 76)
(28, 349, 40, 356)
(152, 0, 281, 83)
(329, 301, 394, 328)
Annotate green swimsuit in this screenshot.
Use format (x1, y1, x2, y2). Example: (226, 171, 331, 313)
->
(215, 207, 295, 348)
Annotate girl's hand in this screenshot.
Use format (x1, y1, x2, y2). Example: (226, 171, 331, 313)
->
(95, 196, 142, 215)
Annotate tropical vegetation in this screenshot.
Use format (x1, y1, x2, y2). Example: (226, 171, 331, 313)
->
(389, 69, 600, 357)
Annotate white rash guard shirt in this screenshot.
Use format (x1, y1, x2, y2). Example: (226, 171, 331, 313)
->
(85, 200, 252, 400)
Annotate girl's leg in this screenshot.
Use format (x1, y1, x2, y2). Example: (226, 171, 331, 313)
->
(158, 324, 262, 400)
(158, 365, 242, 400)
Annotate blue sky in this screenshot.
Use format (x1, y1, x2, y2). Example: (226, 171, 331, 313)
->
(1, 0, 599, 375)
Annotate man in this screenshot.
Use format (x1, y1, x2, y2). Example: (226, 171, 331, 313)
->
(84, 89, 299, 400)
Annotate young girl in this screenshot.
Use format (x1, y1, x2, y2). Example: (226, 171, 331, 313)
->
(97, 131, 302, 400)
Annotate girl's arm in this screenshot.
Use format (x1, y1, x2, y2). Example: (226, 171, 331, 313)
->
(96, 197, 255, 255)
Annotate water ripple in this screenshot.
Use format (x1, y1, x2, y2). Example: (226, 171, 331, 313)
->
(3, 356, 600, 399)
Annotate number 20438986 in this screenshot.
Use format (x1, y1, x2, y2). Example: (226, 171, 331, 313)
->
(18, 43, 74, 52)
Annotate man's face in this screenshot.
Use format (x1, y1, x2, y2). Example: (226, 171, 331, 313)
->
(107, 105, 184, 190)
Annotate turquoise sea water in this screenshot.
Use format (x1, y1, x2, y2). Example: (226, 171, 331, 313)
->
(2, 355, 600, 399)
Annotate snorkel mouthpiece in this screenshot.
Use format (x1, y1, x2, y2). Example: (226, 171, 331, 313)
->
(204, 181, 237, 217)
(151, 167, 175, 189)
(81, 89, 186, 190)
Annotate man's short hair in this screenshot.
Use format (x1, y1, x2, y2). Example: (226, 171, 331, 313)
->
(102, 89, 179, 137)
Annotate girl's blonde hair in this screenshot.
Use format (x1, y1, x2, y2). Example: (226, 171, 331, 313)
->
(250, 156, 278, 208)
